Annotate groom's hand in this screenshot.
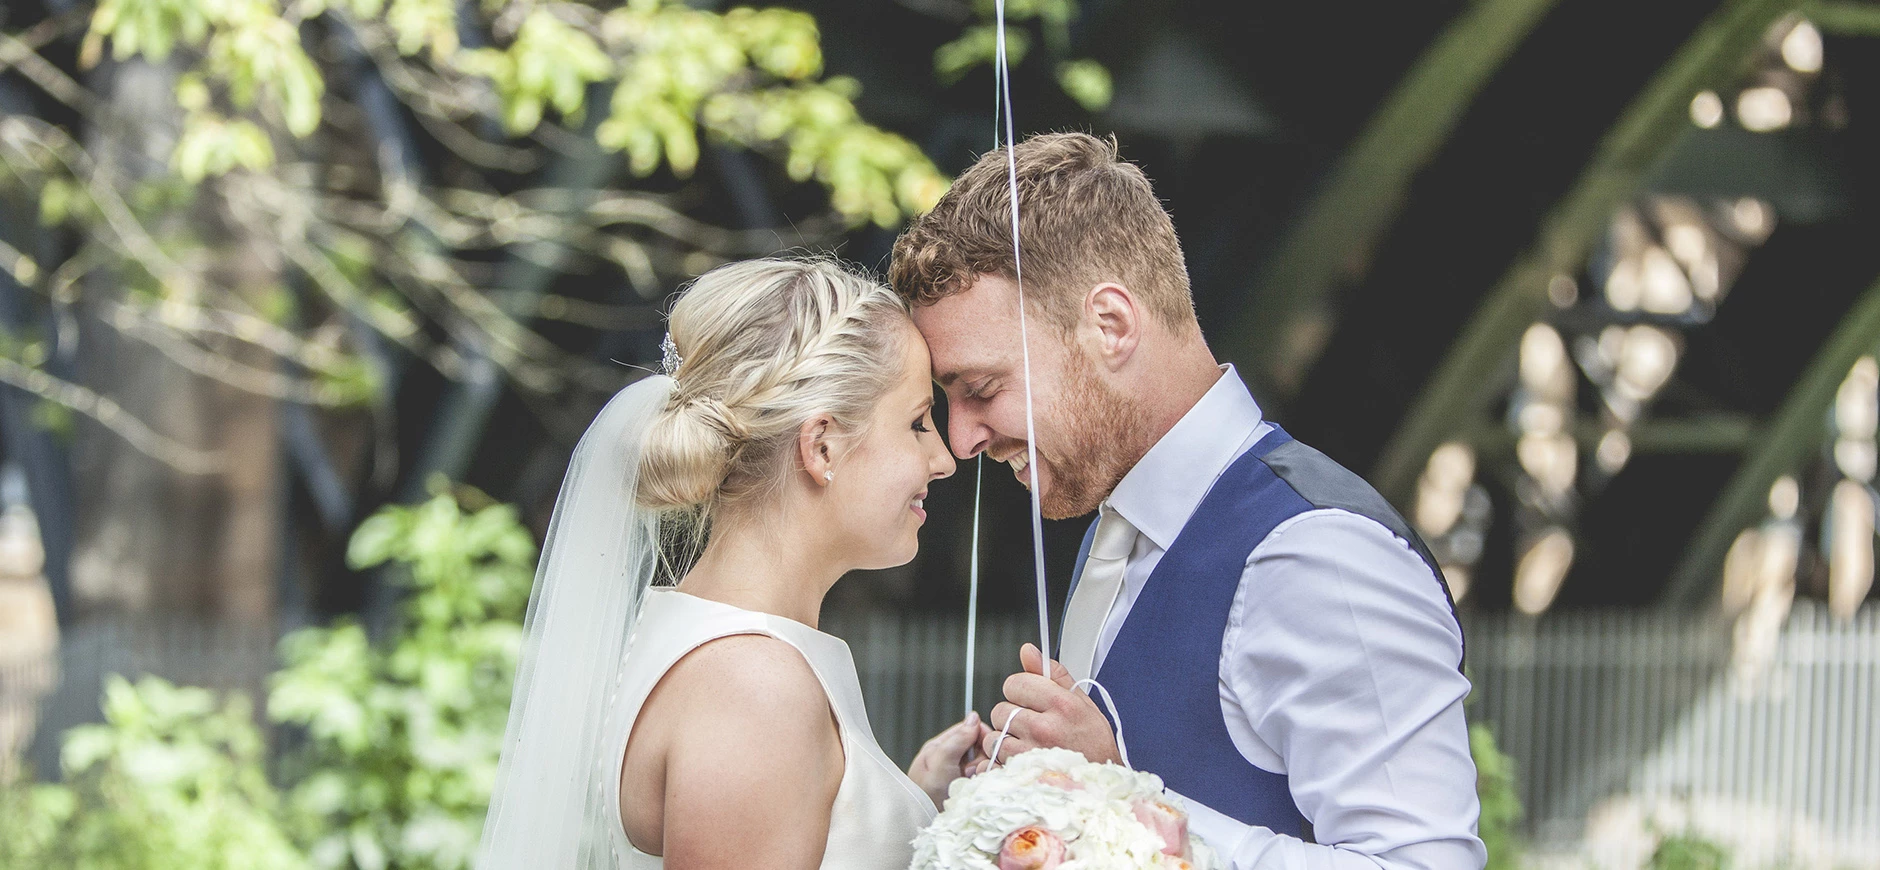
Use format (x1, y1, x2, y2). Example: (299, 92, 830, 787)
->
(976, 643, 1121, 772)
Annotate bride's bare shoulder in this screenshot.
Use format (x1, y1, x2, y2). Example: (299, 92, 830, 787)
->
(628, 633, 843, 863)
(659, 632, 831, 717)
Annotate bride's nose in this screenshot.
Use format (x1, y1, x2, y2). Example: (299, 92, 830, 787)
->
(929, 438, 957, 480)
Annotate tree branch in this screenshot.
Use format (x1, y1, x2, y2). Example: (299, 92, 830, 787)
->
(0, 356, 222, 475)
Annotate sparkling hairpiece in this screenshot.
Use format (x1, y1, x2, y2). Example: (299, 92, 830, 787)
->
(659, 333, 682, 375)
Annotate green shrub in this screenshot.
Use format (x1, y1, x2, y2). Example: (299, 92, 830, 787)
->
(1471, 721, 1523, 870)
(268, 489, 535, 870)
(1650, 831, 1733, 870)
(0, 675, 304, 869)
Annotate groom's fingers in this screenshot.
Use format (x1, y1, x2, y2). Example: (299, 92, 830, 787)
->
(986, 699, 1049, 753)
(1017, 643, 1076, 689)
(1004, 672, 1079, 724)
(993, 671, 1121, 765)
(978, 726, 1036, 764)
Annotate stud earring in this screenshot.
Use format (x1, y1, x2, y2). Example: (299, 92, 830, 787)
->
(823, 471, 835, 482)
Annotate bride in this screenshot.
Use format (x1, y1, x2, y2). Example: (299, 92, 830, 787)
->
(476, 258, 986, 868)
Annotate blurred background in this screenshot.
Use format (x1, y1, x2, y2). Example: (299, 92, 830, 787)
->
(1, 0, 1877, 867)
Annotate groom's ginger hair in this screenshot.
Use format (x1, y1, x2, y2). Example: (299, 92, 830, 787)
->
(889, 132, 1196, 334)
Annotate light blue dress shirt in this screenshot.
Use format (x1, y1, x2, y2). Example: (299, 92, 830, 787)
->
(1095, 365, 1486, 870)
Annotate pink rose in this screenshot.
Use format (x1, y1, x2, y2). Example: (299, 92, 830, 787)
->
(998, 826, 1066, 870)
(1132, 799, 1189, 857)
(1037, 770, 1085, 791)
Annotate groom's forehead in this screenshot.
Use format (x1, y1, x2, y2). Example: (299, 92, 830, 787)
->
(929, 345, 1011, 386)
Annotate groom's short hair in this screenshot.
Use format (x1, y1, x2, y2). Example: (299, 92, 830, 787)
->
(889, 132, 1196, 334)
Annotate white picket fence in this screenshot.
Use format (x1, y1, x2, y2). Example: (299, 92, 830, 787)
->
(834, 603, 1880, 866)
(4, 615, 277, 778)
(4, 602, 1875, 866)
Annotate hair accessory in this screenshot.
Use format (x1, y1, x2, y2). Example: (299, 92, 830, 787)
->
(659, 333, 682, 375)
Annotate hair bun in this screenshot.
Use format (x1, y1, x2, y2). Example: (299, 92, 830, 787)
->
(632, 257, 910, 520)
(680, 394, 752, 443)
(636, 393, 746, 512)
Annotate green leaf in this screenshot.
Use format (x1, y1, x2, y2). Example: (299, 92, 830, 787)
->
(385, 0, 458, 60)
(934, 25, 1028, 84)
(346, 512, 407, 569)
(1055, 59, 1112, 111)
(37, 179, 72, 226)
(60, 727, 116, 774)
(175, 74, 211, 112)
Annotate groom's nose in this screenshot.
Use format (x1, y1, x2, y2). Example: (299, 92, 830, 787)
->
(946, 407, 991, 460)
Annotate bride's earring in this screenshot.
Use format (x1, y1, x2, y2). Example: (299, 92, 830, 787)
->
(823, 471, 835, 482)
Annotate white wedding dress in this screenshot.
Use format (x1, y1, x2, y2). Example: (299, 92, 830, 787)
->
(603, 587, 938, 869)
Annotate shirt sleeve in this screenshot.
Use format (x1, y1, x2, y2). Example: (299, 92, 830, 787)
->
(1191, 508, 1486, 870)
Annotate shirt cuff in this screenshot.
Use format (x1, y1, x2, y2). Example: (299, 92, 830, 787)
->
(1168, 788, 1266, 859)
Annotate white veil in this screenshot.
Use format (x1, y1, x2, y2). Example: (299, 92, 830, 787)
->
(477, 374, 676, 868)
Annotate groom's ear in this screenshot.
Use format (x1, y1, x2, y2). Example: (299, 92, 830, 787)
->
(1084, 282, 1141, 369)
(798, 415, 837, 486)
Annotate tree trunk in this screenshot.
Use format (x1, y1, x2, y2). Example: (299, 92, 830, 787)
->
(66, 59, 280, 625)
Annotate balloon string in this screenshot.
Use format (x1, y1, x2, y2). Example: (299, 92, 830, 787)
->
(992, 0, 1053, 681)
(964, 456, 982, 718)
(986, 678, 1133, 770)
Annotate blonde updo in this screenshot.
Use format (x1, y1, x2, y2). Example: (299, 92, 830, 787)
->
(637, 258, 912, 519)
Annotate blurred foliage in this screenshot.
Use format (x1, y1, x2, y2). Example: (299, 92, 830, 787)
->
(0, 676, 305, 869)
(932, 0, 1112, 111)
(0, 488, 534, 870)
(1470, 722, 1523, 870)
(66, 0, 945, 213)
(1649, 832, 1733, 870)
(268, 487, 535, 870)
(0, 0, 946, 475)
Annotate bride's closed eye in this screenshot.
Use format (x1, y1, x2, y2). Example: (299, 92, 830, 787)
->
(913, 416, 933, 434)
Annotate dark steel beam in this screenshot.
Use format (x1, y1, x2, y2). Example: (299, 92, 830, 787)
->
(1661, 272, 1880, 608)
(1221, 0, 1560, 397)
(1466, 413, 1760, 460)
(1807, 1, 1880, 36)
(1372, 0, 1798, 507)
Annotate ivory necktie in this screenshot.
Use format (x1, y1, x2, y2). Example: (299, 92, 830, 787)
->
(1058, 505, 1137, 683)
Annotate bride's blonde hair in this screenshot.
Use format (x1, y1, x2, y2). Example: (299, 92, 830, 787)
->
(638, 258, 911, 522)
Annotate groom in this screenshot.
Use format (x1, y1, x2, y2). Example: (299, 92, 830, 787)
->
(890, 133, 1485, 869)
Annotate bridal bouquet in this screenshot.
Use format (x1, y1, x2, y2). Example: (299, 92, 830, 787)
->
(910, 748, 1221, 870)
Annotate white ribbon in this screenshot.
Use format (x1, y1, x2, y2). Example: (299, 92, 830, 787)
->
(991, 0, 1053, 681)
(963, 0, 1056, 732)
(964, 455, 983, 717)
(985, 677, 1133, 770)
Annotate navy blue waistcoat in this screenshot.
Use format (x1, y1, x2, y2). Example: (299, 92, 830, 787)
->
(1064, 426, 1459, 839)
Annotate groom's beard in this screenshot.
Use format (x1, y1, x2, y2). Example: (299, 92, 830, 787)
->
(1035, 353, 1149, 520)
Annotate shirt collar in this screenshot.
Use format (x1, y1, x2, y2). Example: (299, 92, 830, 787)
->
(1105, 364, 1266, 551)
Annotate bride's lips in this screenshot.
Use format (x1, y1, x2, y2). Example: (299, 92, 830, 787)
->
(911, 491, 928, 522)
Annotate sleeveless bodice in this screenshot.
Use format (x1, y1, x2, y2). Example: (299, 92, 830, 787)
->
(604, 588, 936, 868)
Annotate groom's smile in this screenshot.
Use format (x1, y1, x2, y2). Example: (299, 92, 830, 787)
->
(909, 275, 1141, 519)
(998, 449, 1029, 479)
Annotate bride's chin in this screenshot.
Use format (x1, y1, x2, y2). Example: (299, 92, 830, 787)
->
(864, 537, 921, 571)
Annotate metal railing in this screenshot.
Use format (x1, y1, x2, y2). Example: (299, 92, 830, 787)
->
(5, 602, 1874, 865)
(835, 603, 1879, 865)
(6, 615, 277, 778)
